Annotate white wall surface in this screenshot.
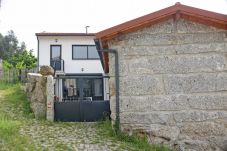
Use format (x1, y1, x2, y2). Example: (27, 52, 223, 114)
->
(38, 35, 104, 74)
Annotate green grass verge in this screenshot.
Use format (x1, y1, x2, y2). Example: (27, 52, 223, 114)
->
(0, 115, 37, 151)
(0, 83, 34, 118)
(96, 120, 173, 151)
(0, 81, 18, 90)
(0, 83, 37, 150)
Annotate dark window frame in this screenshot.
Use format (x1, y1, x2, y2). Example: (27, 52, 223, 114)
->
(50, 45, 62, 61)
(72, 45, 99, 60)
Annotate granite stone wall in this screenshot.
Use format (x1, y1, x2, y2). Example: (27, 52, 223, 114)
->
(26, 73, 54, 121)
(108, 19, 227, 151)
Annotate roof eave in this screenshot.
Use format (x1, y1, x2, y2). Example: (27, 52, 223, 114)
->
(96, 3, 227, 42)
(95, 3, 227, 74)
(35, 33, 95, 37)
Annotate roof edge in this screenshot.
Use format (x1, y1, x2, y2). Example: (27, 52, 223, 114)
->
(95, 2, 227, 74)
(96, 3, 227, 41)
(36, 32, 95, 36)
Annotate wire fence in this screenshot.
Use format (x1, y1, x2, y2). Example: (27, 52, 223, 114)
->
(0, 68, 38, 84)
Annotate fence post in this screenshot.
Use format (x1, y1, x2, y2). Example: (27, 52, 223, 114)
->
(46, 75, 55, 121)
(7, 69, 8, 83)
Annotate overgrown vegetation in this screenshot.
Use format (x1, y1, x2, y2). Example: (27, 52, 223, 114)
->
(0, 30, 37, 74)
(0, 84, 34, 118)
(0, 84, 37, 150)
(0, 115, 37, 151)
(3, 50, 37, 70)
(96, 120, 172, 151)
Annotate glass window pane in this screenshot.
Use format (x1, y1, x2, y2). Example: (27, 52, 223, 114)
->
(63, 79, 79, 98)
(93, 79, 103, 97)
(82, 79, 92, 97)
(73, 46, 87, 59)
(88, 46, 99, 59)
(51, 46, 61, 60)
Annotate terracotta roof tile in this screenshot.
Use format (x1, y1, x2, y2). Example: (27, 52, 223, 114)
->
(96, 2, 227, 42)
(96, 2, 227, 73)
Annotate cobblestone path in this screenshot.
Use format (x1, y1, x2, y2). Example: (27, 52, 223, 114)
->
(20, 120, 135, 151)
(0, 89, 136, 151)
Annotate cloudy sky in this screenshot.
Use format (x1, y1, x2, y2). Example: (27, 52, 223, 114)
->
(0, 0, 227, 56)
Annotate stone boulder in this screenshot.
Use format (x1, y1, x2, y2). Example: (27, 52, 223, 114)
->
(26, 73, 47, 119)
(39, 65, 54, 76)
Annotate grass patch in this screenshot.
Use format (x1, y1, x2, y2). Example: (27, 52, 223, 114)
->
(0, 81, 19, 90)
(96, 120, 172, 151)
(0, 114, 37, 151)
(0, 83, 34, 118)
(55, 143, 73, 151)
(0, 115, 20, 137)
(0, 83, 37, 150)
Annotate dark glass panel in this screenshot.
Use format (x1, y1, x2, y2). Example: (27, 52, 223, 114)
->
(51, 46, 61, 60)
(73, 46, 87, 59)
(88, 46, 99, 59)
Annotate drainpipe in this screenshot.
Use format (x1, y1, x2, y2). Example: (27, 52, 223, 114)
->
(94, 39, 120, 132)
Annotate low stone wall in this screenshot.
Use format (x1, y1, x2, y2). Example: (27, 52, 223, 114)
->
(26, 73, 54, 121)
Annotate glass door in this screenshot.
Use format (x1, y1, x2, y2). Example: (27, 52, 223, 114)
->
(81, 78, 93, 101)
(92, 79, 103, 100)
(50, 45, 61, 70)
(62, 77, 104, 101)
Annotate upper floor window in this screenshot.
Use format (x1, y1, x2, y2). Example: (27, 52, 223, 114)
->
(72, 45, 99, 60)
(51, 45, 61, 60)
(50, 45, 62, 71)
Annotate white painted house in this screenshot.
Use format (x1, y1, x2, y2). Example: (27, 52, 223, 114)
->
(36, 32, 109, 102)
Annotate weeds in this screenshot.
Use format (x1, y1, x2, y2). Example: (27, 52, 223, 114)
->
(0, 83, 37, 150)
(96, 120, 172, 151)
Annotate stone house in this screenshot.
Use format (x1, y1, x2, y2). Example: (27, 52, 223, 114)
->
(95, 3, 227, 151)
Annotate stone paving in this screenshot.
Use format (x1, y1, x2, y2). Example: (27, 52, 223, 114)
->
(20, 120, 134, 151)
(0, 90, 136, 151)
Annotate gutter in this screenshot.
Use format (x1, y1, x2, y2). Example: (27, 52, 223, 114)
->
(94, 39, 120, 132)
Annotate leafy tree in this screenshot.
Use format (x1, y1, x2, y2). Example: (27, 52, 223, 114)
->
(6, 50, 37, 69)
(0, 30, 37, 71)
(3, 30, 19, 59)
(18, 41, 26, 54)
(20, 50, 37, 69)
(0, 33, 5, 58)
(2, 60, 13, 70)
(0, 30, 20, 60)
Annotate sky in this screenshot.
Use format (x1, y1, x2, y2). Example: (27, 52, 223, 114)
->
(0, 0, 227, 56)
